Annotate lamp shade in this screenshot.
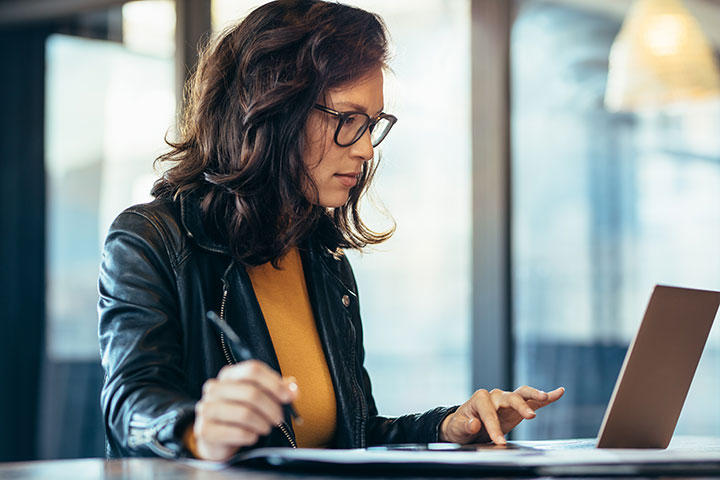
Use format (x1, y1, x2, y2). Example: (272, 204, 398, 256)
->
(605, 0, 720, 111)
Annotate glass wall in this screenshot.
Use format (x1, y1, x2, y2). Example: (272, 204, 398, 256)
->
(511, 0, 720, 439)
(42, 1, 176, 458)
(343, 0, 472, 416)
(212, 0, 473, 416)
(45, 1, 175, 361)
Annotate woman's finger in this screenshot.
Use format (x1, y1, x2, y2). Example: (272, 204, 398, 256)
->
(197, 399, 276, 435)
(470, 390, 506, 445)
(216, 360, 296, 404)
(201, 381, 285, 425)
(194, 417, 259, 447)
(547, 387, 565, 400)
(494, 391, 536, 420)
(526, 386, 565, 410)
(514, 385, 550, 402)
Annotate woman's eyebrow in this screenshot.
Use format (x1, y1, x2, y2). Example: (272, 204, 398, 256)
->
(335, 101, 385, 116)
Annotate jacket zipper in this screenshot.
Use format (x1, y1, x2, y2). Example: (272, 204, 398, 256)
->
(218, 284, 297, 449)
(277, 422, 296, 448)
(347, 323, 368, 448)
(219, 286, 236, 365)
(128, 411, 179, 458)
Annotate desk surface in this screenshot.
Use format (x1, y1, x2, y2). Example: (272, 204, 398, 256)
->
(0, 458, 247, 480)
(3, 437, 720, 480)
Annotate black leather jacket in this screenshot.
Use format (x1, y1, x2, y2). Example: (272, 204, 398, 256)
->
(98, 194, 456, 458)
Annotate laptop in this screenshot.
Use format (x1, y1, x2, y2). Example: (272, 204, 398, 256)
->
(595, 284, 720, 448)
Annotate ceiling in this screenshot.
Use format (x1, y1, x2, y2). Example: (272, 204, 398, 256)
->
(0, 0, 126, 25)
(2, 0, 720, 49)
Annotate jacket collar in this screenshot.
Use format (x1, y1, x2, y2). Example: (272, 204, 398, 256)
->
(179, 190, 339, 265)
(179, 192, 233, 256)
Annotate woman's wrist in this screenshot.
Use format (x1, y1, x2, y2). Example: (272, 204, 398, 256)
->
(438, 413, 453, 442)
(182, 423, 201, 458)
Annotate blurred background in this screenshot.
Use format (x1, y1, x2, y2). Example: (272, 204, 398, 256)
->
(0, 0, 719, 461)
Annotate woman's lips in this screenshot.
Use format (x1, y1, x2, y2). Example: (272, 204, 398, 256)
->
(334, 173, 359, 187)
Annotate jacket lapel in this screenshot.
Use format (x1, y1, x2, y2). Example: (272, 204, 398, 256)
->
(301, 245, 364, 448)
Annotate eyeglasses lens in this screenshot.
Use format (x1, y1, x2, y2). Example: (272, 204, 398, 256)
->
(370, 117, 392, 147)
(336, 113, 394, 147)
(338, 113, 369, 146)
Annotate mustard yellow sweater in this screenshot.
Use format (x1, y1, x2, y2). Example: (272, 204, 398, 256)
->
(247, 247, 337, 448)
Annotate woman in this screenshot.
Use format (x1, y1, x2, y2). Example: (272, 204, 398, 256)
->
(98, 0, 563, 462)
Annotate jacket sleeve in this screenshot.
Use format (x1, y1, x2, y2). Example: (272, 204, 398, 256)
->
(338, 256, 459, 446)
(98, 208, 195, 458)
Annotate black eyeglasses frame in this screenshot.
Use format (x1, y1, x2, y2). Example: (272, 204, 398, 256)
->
(314, 104, 397, 148)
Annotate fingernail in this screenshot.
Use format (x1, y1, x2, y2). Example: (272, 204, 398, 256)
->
(496, 436, 507, 445)
(283, 377, 299, 402)
(527, 408, 536, 416)
(285, 376, 299, 394)
(287, 383, 299, 402)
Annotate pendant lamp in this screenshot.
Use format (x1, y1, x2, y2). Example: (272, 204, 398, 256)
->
(605, 0, 720, 111)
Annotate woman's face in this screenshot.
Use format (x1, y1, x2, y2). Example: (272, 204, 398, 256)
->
(303, 68, 384, 208)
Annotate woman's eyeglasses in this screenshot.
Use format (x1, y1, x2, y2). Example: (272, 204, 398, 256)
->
(314, 104, 397, 148)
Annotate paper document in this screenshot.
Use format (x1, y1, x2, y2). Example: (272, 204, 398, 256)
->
(181, 437, 720, 475)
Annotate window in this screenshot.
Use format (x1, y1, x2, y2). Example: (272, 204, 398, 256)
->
(511, 0, 720, 439)
(45, 2, 175, 361)
(343, 0, 472, 416)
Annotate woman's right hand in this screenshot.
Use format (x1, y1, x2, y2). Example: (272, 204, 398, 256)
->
(191, 360, 299, 461)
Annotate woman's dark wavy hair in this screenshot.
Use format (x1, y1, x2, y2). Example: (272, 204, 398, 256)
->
(152, 0, 394, 266)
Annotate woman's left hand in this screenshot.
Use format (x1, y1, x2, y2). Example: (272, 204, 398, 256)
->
(439, 386, 565, 445)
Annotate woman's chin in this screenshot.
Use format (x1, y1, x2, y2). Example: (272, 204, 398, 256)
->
(318, 193, 350, 209)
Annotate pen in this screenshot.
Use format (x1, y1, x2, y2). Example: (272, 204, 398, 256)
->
(206, 310, 302, 424)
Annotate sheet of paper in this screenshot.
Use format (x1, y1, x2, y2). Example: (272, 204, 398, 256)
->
(236, 440, 720, 468)
(181, 436, 720, 473)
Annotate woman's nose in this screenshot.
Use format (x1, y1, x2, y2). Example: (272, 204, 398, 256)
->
(350, 128, 374, 162)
